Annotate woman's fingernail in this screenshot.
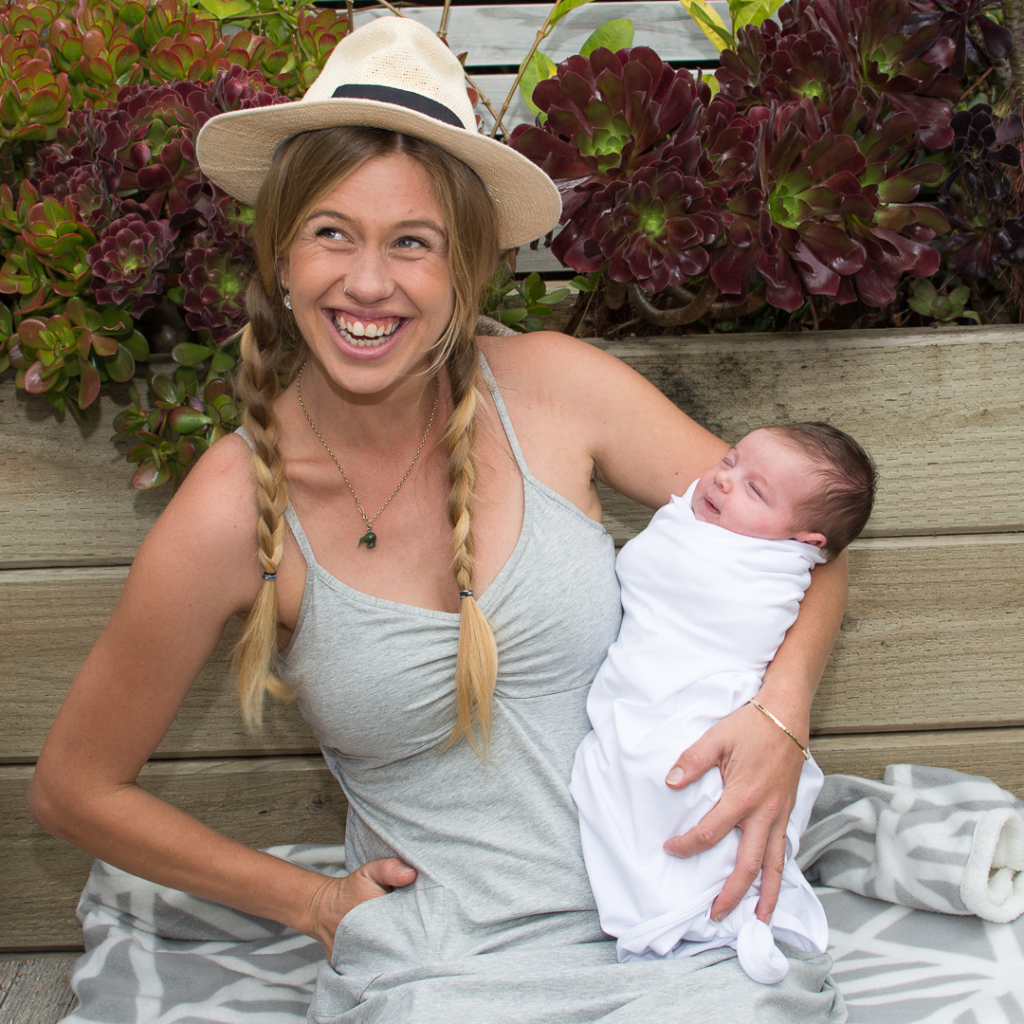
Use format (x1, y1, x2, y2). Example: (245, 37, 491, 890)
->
(766, 912, 773, 925)
(666, 767, 685, 785)
(712, 911, 724, 923)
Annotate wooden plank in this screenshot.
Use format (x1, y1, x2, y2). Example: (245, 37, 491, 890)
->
(0, 757, 348, 951)
(4, 729, 1022, 950)
(815, 534, 1024, 735)
(0, 381, 166, 568)
(0, 954, 78, 1022)
(813, 727, 1024, 800)
(353, 3, 726, 67)
(0, 567, 320, 762)
(596, 326, 1024, 538)
(4, 330, 1022, 565)
(4, 533, 1022, 760)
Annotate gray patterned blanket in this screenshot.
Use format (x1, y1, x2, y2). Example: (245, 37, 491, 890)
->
(60, 766, 1024, 1023)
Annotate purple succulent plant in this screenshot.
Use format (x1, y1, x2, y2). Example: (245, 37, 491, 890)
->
(511, 47, 719, 289)
(87, 211, 177, 315)
(180, 241, 250, 343)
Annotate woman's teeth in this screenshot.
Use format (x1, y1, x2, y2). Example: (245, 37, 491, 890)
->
(331, 314, 400, 347)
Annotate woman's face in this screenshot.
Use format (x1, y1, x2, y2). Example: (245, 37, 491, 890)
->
(279, 150, 454, 395)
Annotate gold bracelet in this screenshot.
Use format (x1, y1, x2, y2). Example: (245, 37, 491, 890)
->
(747, 699, 811, 761)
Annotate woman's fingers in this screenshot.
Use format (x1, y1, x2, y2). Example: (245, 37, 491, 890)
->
(754, 823, 788, 923)
(314, 858, 417, 956)
(356, 857, 418, 894)
(662, 701, 804, 920)
(663, 729, 719, 793)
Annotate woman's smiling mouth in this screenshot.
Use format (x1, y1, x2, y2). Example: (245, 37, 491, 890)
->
(328, 310, 403, 348)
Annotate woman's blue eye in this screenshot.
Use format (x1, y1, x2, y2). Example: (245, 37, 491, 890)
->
(395, 236, 426, 249)
(315, 226, 346, 240)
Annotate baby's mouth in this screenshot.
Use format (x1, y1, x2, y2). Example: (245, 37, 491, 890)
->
(704, 495, 720, 515)
(330, 311, 402, 348)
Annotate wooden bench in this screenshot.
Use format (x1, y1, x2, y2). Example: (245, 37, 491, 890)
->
(1, 2, 1022, 1020)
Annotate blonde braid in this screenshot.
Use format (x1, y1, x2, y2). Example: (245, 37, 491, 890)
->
(231, 287, 298, 729)
(443, 340, 498, 755)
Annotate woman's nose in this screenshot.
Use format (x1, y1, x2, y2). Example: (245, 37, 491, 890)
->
(343, 251, 392, 306)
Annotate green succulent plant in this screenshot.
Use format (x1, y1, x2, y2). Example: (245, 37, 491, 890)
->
(483, 265, 570, 333)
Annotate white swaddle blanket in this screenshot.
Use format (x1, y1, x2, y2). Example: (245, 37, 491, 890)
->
(570, 481, 829, 984)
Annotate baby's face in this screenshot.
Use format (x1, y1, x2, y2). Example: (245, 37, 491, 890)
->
(691, 429, 826, 547)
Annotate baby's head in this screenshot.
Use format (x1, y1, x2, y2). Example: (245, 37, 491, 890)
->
(691, 422, 876, 558)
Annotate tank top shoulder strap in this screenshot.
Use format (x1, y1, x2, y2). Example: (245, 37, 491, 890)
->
(478, 350, 532, 481)
(232, 425, 319, 568)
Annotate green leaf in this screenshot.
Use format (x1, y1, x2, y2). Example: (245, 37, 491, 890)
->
(77, 358, 101, 408)
(105, 344, 135, 382)
(121, 330, 149, 361)
(550, 0, 595, 28)
(196, 0, 255, 17)
(545, 287, 570, 305)
(729, 0, 784, 31)
(172, 341, 215, 367)
(519, 50, 557, 118)
(678, 0, 734, 51)
(210, 349, 237, 373)
(132, 459, 172, 490)
(150, 373, 176, 403)
(580, 17, 634, 57)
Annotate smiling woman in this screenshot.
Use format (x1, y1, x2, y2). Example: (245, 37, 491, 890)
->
(29, 15, 850, 1024)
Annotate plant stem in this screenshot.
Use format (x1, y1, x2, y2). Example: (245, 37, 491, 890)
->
(438, 0, 451, 41)
(464, 70, 502, 128)
(0, 142, 15, 189)
(346, 0, 354, 29)
(1002, 0, 1024, 99)
(628, 278, 721, 326)
(490, 0, 558, 139)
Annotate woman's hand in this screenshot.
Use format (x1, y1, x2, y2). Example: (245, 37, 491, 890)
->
(662, 700, 806, 925)
(306, 858, 417, 957)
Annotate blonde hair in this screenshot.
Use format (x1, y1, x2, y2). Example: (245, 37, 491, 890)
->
(232, 126, 501, 755)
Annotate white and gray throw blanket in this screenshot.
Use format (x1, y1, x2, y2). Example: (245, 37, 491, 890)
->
(61, 767, 1024, 1024)
(799, 764, 1024, 923)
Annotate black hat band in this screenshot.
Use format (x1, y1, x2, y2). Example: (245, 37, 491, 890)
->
(331, 84, 464, 128)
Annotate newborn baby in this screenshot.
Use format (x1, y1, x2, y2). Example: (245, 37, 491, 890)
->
(571, 422, 876, 984)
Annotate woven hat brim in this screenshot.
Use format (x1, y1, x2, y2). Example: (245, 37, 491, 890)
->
(196, 99, 562, 250)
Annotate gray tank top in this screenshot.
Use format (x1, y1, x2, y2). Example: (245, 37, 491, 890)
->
(275, 358, 622, 961)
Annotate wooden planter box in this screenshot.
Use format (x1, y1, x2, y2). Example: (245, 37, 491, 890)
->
(2, 323, 1022, 952)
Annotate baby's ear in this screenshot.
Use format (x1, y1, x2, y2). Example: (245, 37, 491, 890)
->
(792, 530, 826, 548)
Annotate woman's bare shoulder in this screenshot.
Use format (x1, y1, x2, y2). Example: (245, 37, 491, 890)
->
(479, 330, 638, 405)
(478, 330, 726, 507)
(136, 431, 263, 616)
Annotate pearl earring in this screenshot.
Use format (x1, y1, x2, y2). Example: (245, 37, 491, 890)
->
(284, 294, 292, 310)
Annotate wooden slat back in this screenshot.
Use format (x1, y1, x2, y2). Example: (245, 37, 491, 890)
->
(352, 3, 726, 66)
(3, 326, 1019, 568)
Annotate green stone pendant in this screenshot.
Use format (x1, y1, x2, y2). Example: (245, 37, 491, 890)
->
(358, 530, 377, 549)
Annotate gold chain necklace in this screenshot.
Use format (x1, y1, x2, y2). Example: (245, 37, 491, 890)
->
(295, 364, 440, 549)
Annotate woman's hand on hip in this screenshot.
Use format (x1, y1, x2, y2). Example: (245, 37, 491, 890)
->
(661, 699, 806, 925)
(306, 858, 417, 957)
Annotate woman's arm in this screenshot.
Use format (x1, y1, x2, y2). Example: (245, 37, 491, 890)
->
(29, 436, 413, 954)
(663, 552, 847, 923)
(501, 332, 847, 918)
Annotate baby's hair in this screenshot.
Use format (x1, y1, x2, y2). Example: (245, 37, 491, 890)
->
(767, 422, 877, 559)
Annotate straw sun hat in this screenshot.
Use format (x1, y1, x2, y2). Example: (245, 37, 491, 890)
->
(196, 16, 562, 249)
